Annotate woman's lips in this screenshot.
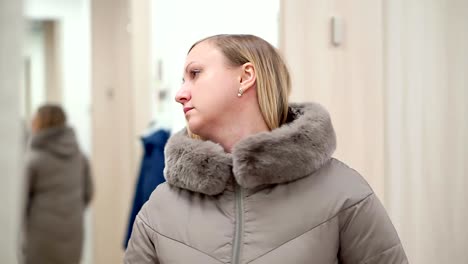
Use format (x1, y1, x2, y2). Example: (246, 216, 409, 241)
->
(183, 107, 194, 114)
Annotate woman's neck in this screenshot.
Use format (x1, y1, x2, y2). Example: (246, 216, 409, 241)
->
(207, 108, 270, 153)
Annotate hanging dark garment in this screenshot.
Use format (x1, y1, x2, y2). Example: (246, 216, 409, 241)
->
(124, 129, 170, 248)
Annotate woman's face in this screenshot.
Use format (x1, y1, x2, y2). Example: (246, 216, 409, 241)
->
(176, 41, 242, 137)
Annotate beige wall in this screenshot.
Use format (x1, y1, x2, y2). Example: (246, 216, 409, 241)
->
(281, 0, 468, 263)
(91, 0, 152, 262)
(280, 0, 385, 199)
(0, 0, 23, 262)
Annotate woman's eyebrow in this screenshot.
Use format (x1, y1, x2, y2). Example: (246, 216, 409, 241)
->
(184, 61, 197, 73)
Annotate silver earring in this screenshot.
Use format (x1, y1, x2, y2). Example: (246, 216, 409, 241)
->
(237, 88, 243, 97)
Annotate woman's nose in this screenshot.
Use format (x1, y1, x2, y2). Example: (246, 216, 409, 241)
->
(175, 85, 191, 104)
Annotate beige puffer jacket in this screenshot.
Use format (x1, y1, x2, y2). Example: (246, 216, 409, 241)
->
(23, 126, 93, 264)
(124, 103, 408, 264)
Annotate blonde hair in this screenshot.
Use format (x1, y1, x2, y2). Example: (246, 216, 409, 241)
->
(191, 34, 291, 128)
(35, 104, 67, 130)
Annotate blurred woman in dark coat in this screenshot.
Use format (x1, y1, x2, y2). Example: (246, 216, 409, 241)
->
(23, 104, 93, 264)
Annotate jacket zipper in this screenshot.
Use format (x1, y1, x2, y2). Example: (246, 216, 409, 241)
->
(232, 183, 244, 264)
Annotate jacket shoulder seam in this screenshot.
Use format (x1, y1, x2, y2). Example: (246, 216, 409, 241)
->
(338, 192, 374, 215)
(337, 192, 374, 233)
(246, 193, 374, 263)
(136, 215, 226, 264)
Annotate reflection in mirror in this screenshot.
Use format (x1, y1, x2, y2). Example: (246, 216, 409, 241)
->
(21, 17, 92, 264)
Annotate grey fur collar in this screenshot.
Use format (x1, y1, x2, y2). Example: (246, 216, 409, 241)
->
(164, 102, 336, 195)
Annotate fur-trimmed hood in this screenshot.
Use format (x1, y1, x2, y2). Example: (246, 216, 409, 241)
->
(164, 102, 336, 195)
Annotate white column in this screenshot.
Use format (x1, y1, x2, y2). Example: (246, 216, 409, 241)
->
(384, 0, 468, 262)
(0, 0, 23, 262)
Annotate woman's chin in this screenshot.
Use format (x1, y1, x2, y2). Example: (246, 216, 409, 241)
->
(187, 120, 204, 136)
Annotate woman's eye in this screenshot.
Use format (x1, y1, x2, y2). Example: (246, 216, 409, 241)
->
(190, 70, 200, 78)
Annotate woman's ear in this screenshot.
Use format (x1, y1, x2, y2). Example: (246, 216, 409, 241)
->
(239, 62, 256, 93)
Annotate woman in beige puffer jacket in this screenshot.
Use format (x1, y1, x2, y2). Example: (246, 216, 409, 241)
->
(124, 34, 408, 264)
(23, 104, 93, 264)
